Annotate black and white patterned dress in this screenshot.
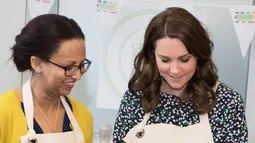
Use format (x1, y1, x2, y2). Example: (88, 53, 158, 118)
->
(113, 82, 248, 143)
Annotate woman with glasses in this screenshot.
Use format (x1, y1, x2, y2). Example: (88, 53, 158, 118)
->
(0, 14, 93, 143)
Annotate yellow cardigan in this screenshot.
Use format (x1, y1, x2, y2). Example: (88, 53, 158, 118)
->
(0, 90, 93, 143)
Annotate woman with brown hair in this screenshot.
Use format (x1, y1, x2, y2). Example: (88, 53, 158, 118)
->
(113, 7, 248, 143)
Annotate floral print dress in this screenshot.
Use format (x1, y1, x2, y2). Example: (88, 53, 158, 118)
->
(113, 82, 248, 143)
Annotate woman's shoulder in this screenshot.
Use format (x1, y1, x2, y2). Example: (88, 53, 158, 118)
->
(0, 89, 16, 100)
(212, 81, 245, 115)
(215, 82, 244, 104)
(114, 90, 144, 114)
(211, 82, 248, 142)
(123, 90, 142, 101)
(0, 89, 18, 109)
(120, 90, 143, 108)
(0, 89, 19, 120)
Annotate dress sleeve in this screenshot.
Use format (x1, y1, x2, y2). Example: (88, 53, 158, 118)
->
(85, 114, 93, 143)
(0, 94, 9, 143)
(224, 91, 248, 143)
(0, 110, 2, 142)
(112, 91, 139, 143)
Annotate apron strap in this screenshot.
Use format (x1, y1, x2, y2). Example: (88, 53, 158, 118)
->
(22, 79, 85, 142)
(22, 79, 37, 141)
(199, 113, 209, 123)
(198, 113, 213, 137)
(60, 96, 85, 143)
(136, 113, 151, 132)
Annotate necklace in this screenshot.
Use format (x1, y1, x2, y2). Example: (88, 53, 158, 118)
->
(33, 97, 60, 132)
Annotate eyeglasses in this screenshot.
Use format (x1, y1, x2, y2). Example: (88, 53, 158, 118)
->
(47, 59, 92, 77)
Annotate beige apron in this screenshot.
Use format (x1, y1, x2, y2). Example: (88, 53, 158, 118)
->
(123, 112, 214, 143)
(20, 79, 85, 143)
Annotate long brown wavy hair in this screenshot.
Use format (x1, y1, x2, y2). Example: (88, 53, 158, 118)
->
(128, 7, 218, 114)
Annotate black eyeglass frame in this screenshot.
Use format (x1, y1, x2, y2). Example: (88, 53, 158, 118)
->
(47, 59, 92, 77)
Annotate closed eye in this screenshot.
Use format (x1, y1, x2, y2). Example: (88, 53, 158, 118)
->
(180, 58, 190, 63)
(161, 58, 170, 63)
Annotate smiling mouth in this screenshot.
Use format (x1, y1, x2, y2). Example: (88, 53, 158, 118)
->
(64, 82, 75, 89)
(170, 75, 182, 79)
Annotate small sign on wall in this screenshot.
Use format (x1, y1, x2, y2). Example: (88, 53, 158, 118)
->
(229, 6, 255, 58)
